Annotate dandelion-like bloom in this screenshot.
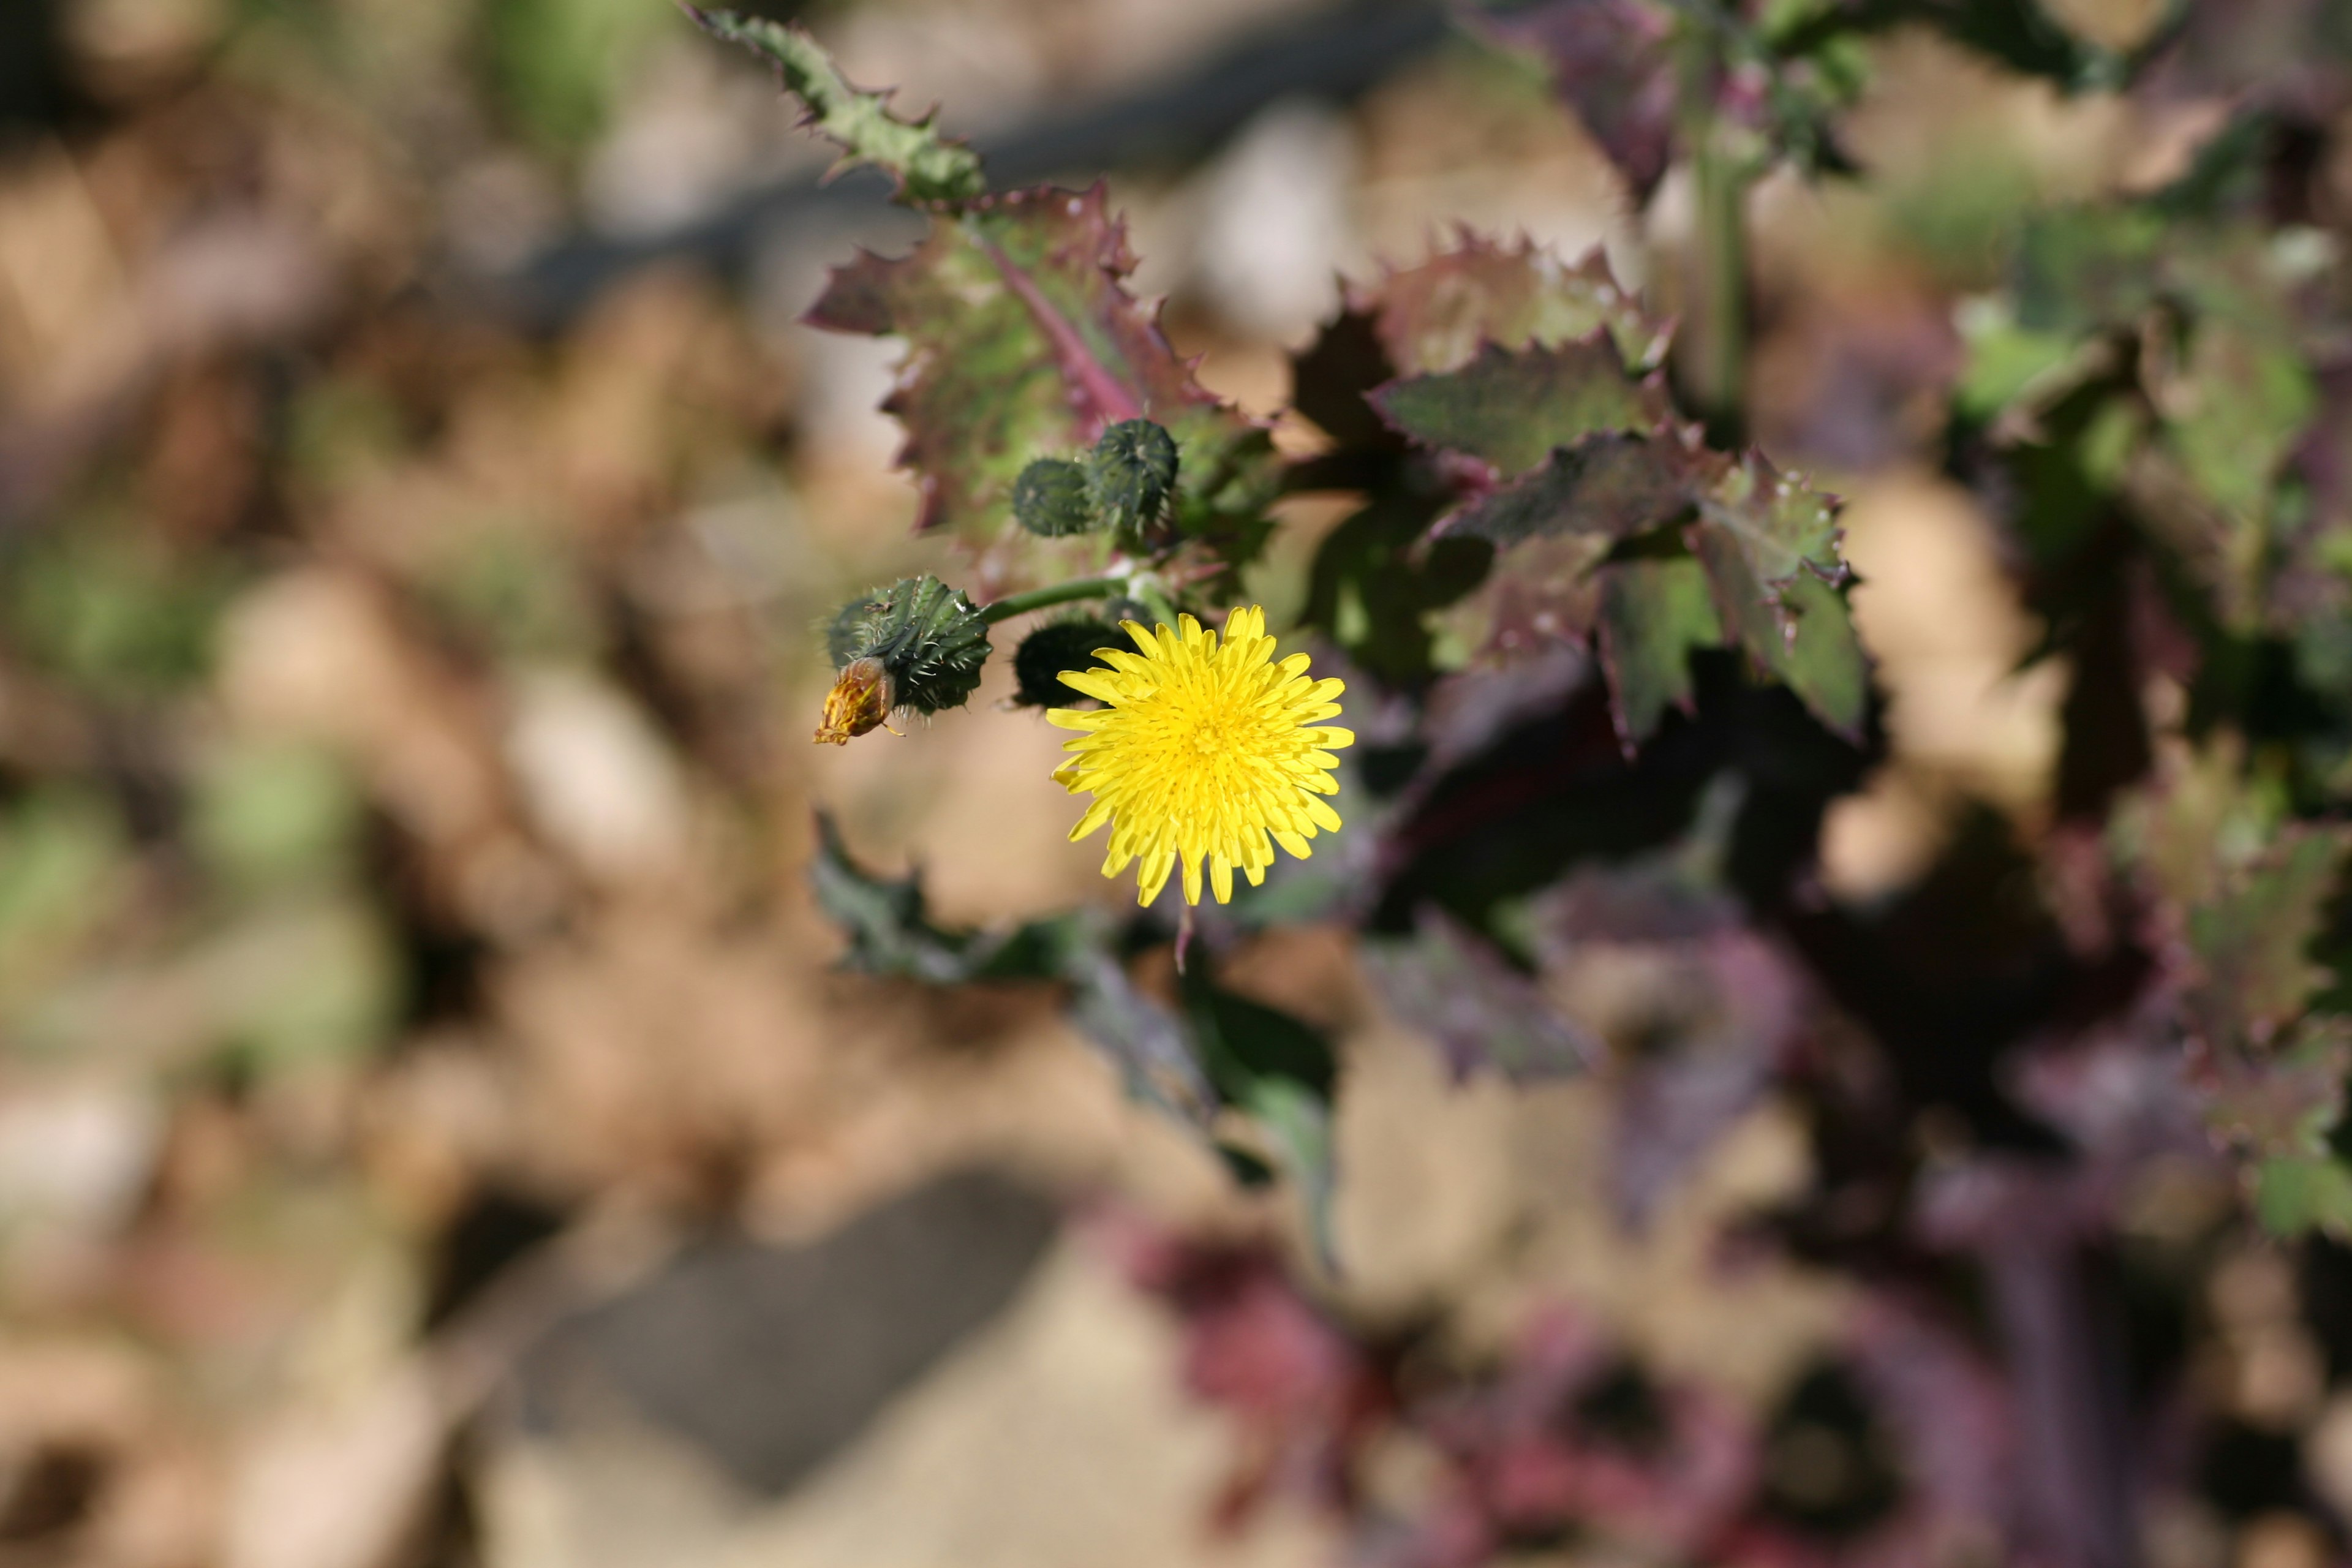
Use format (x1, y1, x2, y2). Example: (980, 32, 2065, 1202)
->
(1048, 606, 1353, 907)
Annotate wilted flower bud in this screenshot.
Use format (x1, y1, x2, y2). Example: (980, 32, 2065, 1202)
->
(1087, 418, 1179, 541)
(816, 576, 991, 744)
(814, 655, 895, 744)
(1012, 458, 1099, 537)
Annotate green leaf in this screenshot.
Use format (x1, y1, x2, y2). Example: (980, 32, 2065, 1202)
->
(1694, 532, 1870, 742)
(684, 9, 986, 203)
(2255, 1153, 2352, 1238)
(1183, 967, 1341, 1267)
(2013, 206, 2167, 335)
(810, 811, 994, 985)
(1692, 450, 1847, 598)
(807, 185, 1265, 541)
(1597, 557, 1724, 748)
(1369, 337, 1667, 475)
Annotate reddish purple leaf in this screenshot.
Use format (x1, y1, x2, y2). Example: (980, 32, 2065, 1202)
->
(806, 184, 1255, 533)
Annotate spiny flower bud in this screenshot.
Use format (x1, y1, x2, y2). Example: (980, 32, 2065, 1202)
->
(1087, 418, 1179, 541)
(1011, 616, 1120, 707)
(816, 576, 990, 745)
(1012, 458, 1099, 537)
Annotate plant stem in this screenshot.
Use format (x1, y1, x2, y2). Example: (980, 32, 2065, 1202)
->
(1691, 126, 1750, 443)
(978, 575, 1126, 623)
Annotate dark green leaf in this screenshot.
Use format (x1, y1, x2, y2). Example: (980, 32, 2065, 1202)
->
(1370, 337, 1668, 475)
(1597, 557, 1724, 748)
(1447, 431, 1706, 548)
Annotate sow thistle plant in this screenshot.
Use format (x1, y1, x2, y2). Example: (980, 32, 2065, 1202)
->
(686, 0, 2352, 1296)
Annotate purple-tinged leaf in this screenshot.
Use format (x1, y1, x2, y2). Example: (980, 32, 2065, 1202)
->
(806, 184, 1253, 534)
(1693, 450, 1847, 599)
(1692, 528, 1869, 742)
(1360, 236, 1665, 378)
(1370, 337, 1669, 477)
(2201, 1017, 2351, 1158)
(1596, 557, 1722, 751)
(1461, 0, 1680, 203)
(1845, 1292, 2016, 1540)
(2182, 825, 2351, 1049)
(1362, 910, 1599, 1084)
(1604, 930, 1803, 1228)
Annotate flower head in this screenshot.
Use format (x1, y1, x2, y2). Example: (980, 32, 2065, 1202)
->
(1048, 606, 1353, 907)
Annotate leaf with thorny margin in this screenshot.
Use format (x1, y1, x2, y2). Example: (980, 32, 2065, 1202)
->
(1597, 557, 1723, 749)
(2203, 1017, 2352, 1158)
(1695, 449, 1849, 601)
(2184, 826, 2352, 1049)
(1444, 429, 1711, 548)
(809, 812, 1216, 1126)
(1368, 336, 1670, 476)
(684, 9, 986, 204)
(1361, 907, 1599, 1083)
(1460, 0, 1679, 202)
(807, 183, 1265, 538)
(1359, 235, 1667, 377)
(1693, 529, 1871, 742)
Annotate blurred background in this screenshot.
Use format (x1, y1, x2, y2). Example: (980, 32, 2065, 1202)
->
(0, 0, 2344, 1564)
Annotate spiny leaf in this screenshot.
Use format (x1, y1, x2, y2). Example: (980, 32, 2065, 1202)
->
(1597, 557, 1723, 749)
(2185, 826, 2352, 1048)
(1369, 336, 1669, 475)
(1360, 236, 1666, 377)
(2204, 1019, 2352, 1158)
(1692, 529, 1871, 742)
(684, 8, 986, 203)
(1447, 430, 1709, 548)
(807, 184, 1262, 540)
(1693, 450, 1848, 598)
(809, 812, 1216, 1123)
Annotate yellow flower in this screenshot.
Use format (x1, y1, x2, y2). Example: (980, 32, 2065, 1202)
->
(1048, 606, 1354, 907)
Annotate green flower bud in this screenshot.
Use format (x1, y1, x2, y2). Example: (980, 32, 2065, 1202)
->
(1012, 458, 1100, 537)
(1087, 418, 1179, 541)
(1011, 616, 1121, 707)
(816, 576, 990, 743)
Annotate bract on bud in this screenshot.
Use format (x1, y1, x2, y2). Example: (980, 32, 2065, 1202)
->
(1087, 418, 1179, 541)
(1011, 617, 1120, 707)
(817, 575, 992, 744)
(1012, 458, 1099, 537)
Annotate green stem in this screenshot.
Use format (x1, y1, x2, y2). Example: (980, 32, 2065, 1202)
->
(1691, 127, 1750, 443)
(978, 575, 1125, 624)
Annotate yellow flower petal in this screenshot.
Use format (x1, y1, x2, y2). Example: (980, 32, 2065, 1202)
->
(1046, 605, 1351, 907)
